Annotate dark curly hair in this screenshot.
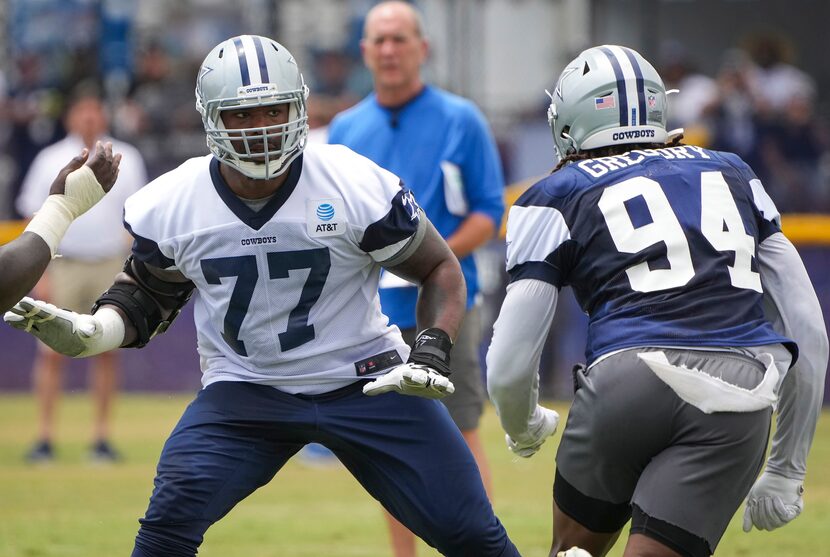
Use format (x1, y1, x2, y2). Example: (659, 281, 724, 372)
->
(552, 134, 686, 172)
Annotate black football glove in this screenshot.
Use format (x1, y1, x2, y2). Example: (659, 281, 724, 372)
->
(407, 327, 453, 376)
(362, 327, 455, 399)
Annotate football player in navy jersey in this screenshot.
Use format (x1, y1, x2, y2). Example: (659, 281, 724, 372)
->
(486, 45, 827, 557)
(5, 36, 520, 557)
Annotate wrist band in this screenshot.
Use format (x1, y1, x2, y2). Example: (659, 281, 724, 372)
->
(78, 307, 126, 357)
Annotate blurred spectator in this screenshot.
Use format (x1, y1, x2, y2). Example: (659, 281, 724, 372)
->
(758, 92, 830, 212)
(0, 67, 11, 219)
(310, 48, 360, 100)
(306, 94, 355, 145)
(329, 3, 504, 555)
(15, 83, 148, 464)
(659, 40, 719, 137)
(744, 33, 816, 116)
(4, 53, 65, 219)
(115, 40, 204, 177)
(707, 49, 764, 170)
(115, 39, 173, 141)
(707, 38, 828, 213)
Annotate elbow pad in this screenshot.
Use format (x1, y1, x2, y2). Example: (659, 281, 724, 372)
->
(93, 256, 195, 348)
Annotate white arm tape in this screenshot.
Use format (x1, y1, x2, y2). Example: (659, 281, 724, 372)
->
(79, 307, 126, 357)
(24, 165, 105, 257)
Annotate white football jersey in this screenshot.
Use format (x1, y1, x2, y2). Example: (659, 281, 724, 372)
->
(124, 143, 421, 394)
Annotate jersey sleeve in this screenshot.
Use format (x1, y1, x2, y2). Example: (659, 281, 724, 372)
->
(749, 177, 782, 240)
(721, 151, 782, 240)
(335, 147, 424, 264)
(504, 179, 575, 287)
(122, 185, 178, 270)
(358, 185, 425, 264)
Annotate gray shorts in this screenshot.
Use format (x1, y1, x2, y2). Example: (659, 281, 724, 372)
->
(555, 347, 775, 550)
(401, 307, 485, 431)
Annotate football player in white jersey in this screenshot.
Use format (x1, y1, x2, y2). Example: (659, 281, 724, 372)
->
(0, 142, 121, 312)
(4, 36, 520, 557)
(486, 46, 827, 557)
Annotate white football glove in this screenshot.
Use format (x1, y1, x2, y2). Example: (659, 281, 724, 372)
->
(742, 471, 804, 532)
(557, 548, 593, 557)
(505, 405, 560, 458)
(4, 297, 124, 357)
(362, 363, 455, 399)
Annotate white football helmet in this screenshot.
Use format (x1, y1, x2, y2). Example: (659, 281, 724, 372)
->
(547, 45, 669, 162)
(196, 35, 309, 179)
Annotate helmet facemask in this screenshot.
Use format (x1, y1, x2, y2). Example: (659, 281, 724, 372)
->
(546, 97, 578, 161)
(195, 35, 310, 179)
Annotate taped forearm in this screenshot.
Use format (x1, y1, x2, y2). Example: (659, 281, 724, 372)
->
(486, 279, 558, 440)
(77, 307, 126, 356)
(24, 166, 104, 256)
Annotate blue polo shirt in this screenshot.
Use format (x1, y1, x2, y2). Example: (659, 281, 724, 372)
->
(328, 86, 505, 329)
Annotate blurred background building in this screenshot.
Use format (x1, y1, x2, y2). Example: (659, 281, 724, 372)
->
(0, 0, 828, 400)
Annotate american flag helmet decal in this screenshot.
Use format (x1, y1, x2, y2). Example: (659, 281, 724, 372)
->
(598, 45, 648, 127)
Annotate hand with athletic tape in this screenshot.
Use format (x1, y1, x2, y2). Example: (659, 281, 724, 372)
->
(26, 142, 122, 257)
(505, 405, 560, 458)
(48, 140, 121, 199)
(4, 297, 124, 357)
(742, 471, 804, 532)
(363, 328, 455, 399)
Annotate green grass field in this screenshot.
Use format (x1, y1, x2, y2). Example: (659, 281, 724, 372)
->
(0, 394, 828, 556)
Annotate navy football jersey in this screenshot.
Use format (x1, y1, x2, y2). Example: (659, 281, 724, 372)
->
(505, 145, 794, 364)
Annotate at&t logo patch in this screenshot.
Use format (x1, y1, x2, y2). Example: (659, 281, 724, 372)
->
(316, 203, 335, 221)
(307, 198, 346, 237)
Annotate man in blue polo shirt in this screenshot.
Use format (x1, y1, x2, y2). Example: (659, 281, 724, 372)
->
(328, 2, 505, 556)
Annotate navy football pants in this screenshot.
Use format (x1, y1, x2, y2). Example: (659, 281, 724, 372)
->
(131, 381, 519, 556)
